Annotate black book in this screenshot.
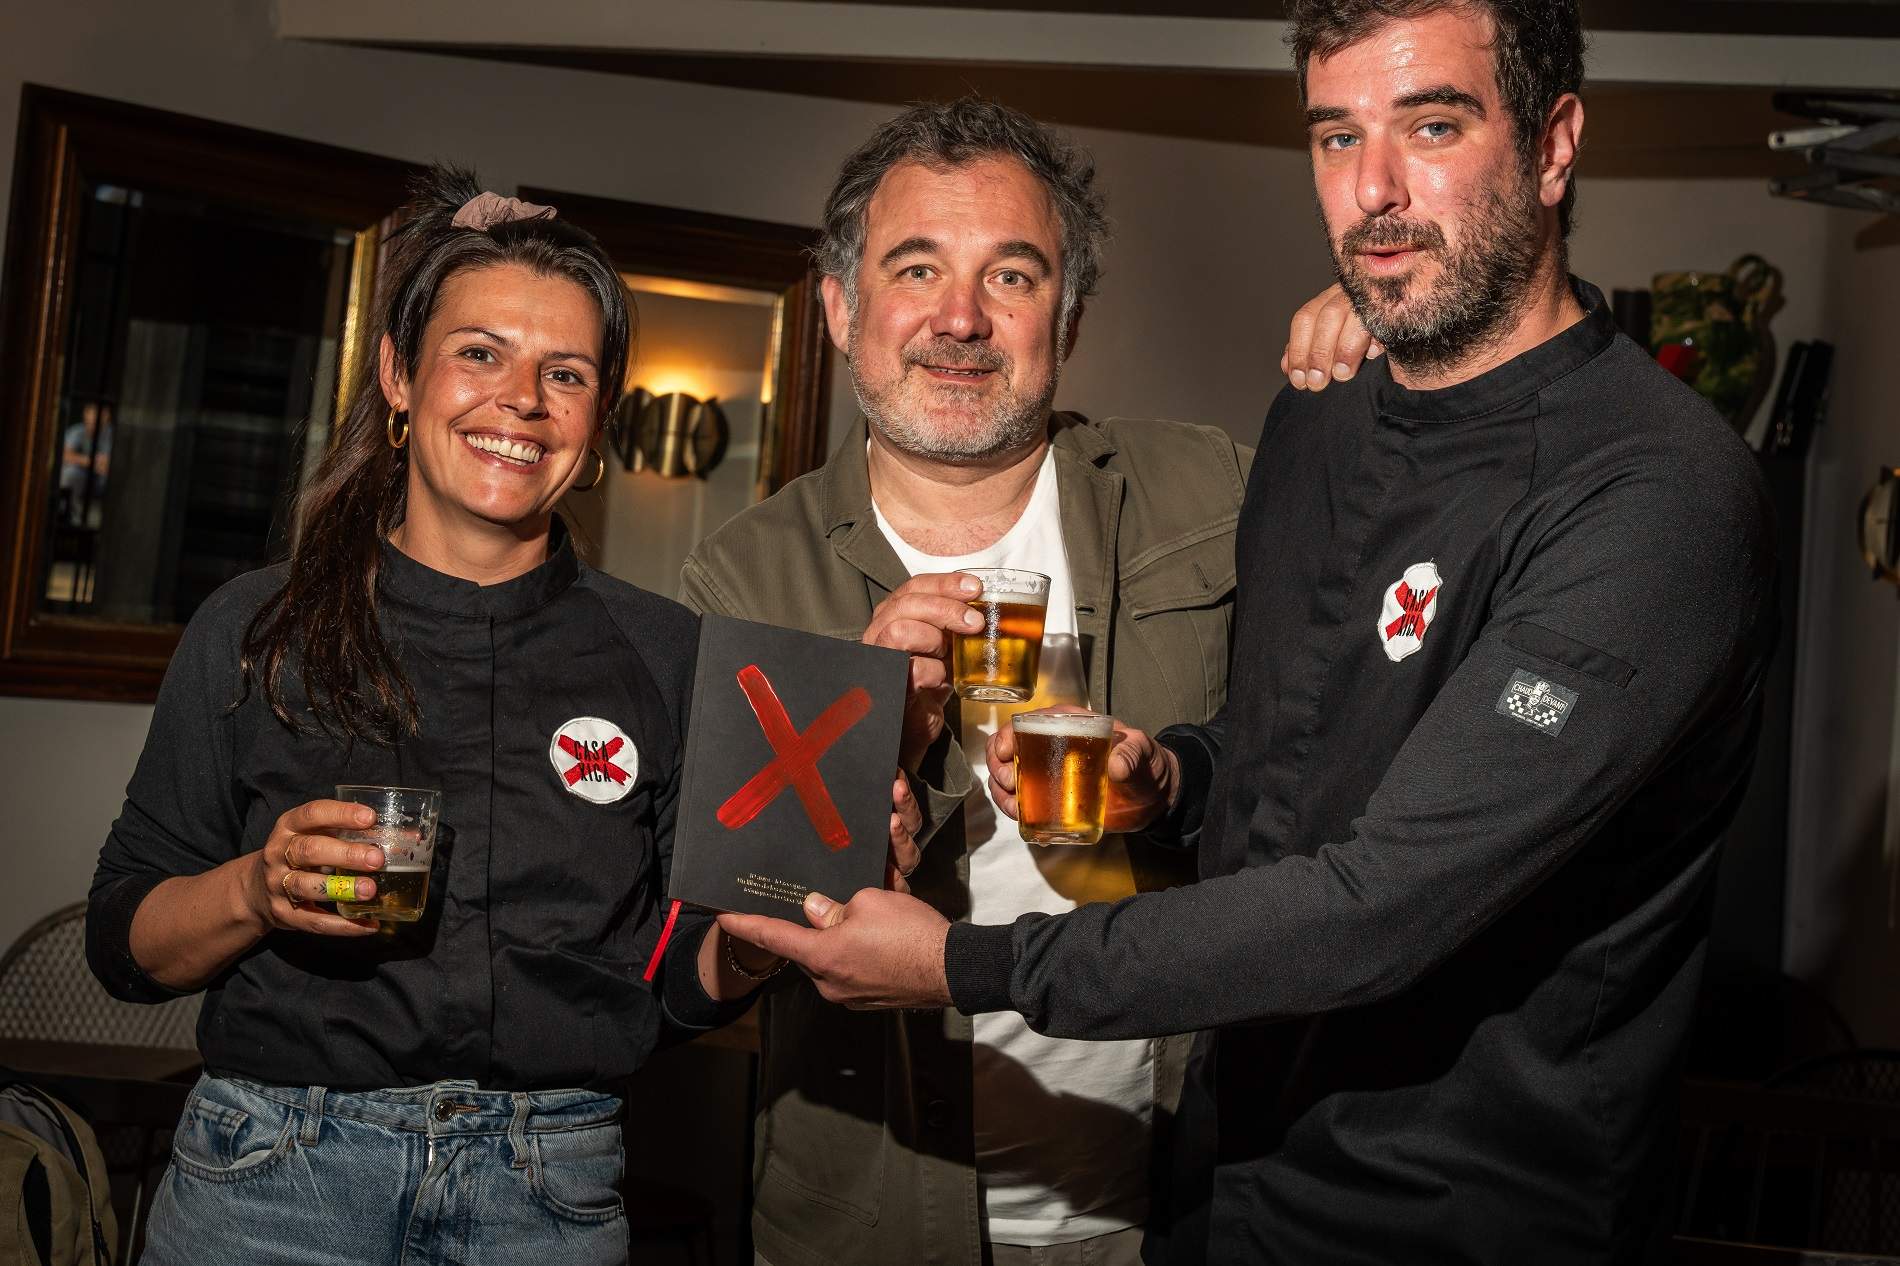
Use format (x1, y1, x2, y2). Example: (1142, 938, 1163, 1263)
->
(669, 613, 908, 916)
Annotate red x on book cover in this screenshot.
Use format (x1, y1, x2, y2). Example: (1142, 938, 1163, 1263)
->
(669, 614, 909, 916)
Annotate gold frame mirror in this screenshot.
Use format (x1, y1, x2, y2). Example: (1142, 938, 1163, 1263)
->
(0, 86, 417, 701)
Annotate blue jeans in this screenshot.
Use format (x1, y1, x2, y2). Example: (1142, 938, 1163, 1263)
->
(142, 1075, 630, 1266)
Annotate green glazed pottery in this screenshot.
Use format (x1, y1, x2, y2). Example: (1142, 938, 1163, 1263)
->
(1650, 254, 1782, 429)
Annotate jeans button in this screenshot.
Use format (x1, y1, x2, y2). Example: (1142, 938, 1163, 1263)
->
(433, 1101, 453, 1122)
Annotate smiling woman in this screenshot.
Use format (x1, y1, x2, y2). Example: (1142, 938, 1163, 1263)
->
(380, 263, 608, 581)
(86, 164, 783, 1266)
(241, 171, 631, 741)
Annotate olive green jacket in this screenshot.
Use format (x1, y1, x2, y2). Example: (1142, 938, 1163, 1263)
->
(679, 412, 1250, 1266)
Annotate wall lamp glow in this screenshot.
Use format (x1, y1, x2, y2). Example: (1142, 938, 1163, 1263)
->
(608, 387, 729, 479)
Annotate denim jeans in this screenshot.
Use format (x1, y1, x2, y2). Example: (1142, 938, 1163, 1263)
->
(141, 1074, 629, 1266)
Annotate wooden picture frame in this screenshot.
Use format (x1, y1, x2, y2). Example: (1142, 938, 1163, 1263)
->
(0, 86, 417, 702)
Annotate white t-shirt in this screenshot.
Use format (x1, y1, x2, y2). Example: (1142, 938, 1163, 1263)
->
(873, 448, 1155, 1246)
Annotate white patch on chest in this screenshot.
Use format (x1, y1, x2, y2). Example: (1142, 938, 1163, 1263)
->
(1377, 561, 1443, 664)
(548, 715, 639, 804)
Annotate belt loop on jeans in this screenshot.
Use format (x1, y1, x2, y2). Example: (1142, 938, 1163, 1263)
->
(299, 1085, 327, 1147)
(507, 1093, 532, 1170)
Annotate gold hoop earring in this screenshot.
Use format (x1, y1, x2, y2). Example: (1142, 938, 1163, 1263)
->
(386, 408, 408, 449)
(573, 448, 606, 492)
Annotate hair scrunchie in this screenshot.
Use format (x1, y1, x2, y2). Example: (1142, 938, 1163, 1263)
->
(450, 191, 557, 230)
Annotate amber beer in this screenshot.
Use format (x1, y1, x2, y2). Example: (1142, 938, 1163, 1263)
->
(953, 569, 1050, 703)
(355, 864, 429, 920)
(1013, 710, 1114, 845)
(332, 786, 440, 923)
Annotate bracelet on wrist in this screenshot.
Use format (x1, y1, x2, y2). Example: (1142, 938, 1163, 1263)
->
(724, 933, 786, 984)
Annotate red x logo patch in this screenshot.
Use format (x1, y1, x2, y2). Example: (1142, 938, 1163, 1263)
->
(717, 664, 872, 851)
(1384, 581, 1439, 641)
(1378, 561, 1443, 664)
(548, 716, 639, 805)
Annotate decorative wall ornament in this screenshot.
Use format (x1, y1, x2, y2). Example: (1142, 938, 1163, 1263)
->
(1650, 254, 1783, 431)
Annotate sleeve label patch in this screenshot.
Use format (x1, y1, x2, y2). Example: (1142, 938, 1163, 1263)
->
(1496, 670, 1578, 736)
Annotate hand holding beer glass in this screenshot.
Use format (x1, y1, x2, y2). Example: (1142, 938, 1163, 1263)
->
(953, 568, 1049, 703)
(1011, 710, 1114, 844)
(332, 785, 441, 922)
(987, 714, 1184, 844)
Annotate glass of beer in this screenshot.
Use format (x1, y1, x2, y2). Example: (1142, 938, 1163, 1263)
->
(954, 568, 1049, 703)
(333, 785, 440, 922)
(1013, 710, 1114, 845)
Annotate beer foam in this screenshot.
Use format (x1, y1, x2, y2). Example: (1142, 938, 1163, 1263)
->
(1013, 711, 1112, 739)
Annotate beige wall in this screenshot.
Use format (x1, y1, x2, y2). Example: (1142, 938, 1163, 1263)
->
(0, 0, 1887, 1056)
(1784, 214, 1900, 1041)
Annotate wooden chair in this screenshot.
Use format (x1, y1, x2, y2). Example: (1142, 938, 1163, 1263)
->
(0, 903, 200, 1049)
(1675, 1234, 1900, 1263)
(0, 902, 200, 1263)
(1679, 1073, 1900, 1256)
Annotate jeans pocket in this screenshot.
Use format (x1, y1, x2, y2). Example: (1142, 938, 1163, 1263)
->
(170, 1079, 297, 1183)
(530, 1124, 626, 1224)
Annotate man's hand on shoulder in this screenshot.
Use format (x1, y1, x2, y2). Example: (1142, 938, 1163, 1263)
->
(1281, 283, 1382, 392)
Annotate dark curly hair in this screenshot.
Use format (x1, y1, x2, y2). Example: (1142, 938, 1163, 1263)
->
(1286, 0, 1585, 238)
(239, 164, 633, 743)
(814, 95, 1110, 328)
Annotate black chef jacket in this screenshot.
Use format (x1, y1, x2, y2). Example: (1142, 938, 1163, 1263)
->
(945, 281, 1777, 1265)
(88, 529, 733, 1091)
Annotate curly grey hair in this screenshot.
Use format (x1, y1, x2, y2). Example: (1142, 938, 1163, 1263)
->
(814, 97, 1110, 328)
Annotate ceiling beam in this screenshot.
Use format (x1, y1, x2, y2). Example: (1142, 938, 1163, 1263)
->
(276, 0, 1900, 91)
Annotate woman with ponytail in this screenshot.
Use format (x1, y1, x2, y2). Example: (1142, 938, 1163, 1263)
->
(85, 166, 781, 1265)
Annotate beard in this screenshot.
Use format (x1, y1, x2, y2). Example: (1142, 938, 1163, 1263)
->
(848, 319, 1058, 464)
(1327, 159, 1544, 379)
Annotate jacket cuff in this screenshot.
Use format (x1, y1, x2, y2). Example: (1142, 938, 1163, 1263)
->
(909, 723, 973, 850)
(1139, 724, 1217, 851)
(660, 918, 761, 1036)
(944, 921, 1016, 1016)
(85, 873, 192, 1004)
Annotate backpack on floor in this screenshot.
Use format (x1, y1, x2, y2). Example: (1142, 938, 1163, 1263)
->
(0, 1074, 116, 1266)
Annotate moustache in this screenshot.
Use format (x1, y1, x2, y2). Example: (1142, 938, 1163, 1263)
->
(1341, 216, 1447, 257)
(905, 340, 1006, 373)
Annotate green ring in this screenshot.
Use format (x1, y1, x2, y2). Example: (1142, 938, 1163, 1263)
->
(324, 874, 360, 902)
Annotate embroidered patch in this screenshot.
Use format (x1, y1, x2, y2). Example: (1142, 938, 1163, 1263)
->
(1495, 670, 1579, 736)
(1378, 561, 1442, 663)
(548, 716, 639, 804)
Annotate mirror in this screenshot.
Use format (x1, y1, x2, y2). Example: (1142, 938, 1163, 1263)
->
(0, 87, 416, 700)
(519, 188, 831, 601)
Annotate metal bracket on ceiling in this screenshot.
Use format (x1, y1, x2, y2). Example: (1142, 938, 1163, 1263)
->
(1767, 91, 1900, 215)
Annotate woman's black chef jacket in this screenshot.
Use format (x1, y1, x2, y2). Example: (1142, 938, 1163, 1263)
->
(88, 532, 733, 1092)
(944, 282, 1779, 1264)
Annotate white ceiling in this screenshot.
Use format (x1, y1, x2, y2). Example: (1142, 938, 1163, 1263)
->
(276, 0, 1900, 90)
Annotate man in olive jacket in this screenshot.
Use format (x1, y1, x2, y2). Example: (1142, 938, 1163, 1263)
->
(679, 99, 1250, 1266)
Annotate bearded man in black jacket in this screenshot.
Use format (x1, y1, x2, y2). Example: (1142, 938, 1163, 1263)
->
(721, 2, 1778, 1263)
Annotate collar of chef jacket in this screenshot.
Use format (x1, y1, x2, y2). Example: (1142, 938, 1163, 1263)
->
(375, 517, 582, 621)
(1369, 278, 1618, 425)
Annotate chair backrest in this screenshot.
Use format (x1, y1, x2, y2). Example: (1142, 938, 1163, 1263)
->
(1676, 1235, 1900, 1264)
(1770, 1052, 1900, 1104)
(0, 904, 199, 1049)
(1680, 1075, 1900, 1256)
